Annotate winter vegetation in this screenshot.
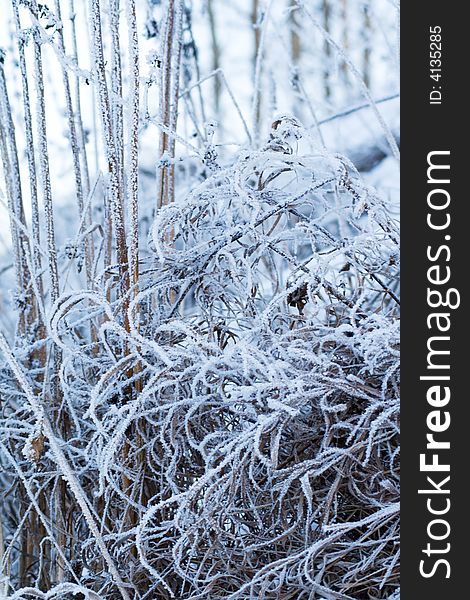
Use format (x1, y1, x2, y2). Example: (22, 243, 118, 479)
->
(0, 1, 399, 598)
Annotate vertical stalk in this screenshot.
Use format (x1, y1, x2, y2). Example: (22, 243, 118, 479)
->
(122, 4, 145, 564)
(251, 0, 261, 143)
(0, 85, 24, 319)
(30, 5, 60, 304)
(108, 0, 126, 304)
(126, 0, 140, 300)
(289, 0, 302, 119)
(340, 0, 349, 85)
(69, 0, 91, 195)
(0, 52, 32, 336)
(289, 0, 301, 66)
(109, 0, 124, 181)
(90, 0, 129, 301)
(167, 1, 183, 206)
(54, 0, 93, 289)
(322, 0, 332, 100)
(207, 0, 221, 115)
(68, 0, 98, 348)
(11, 0, 42, 290)
(362, 2, 372, 89)
(157, 0, 184, 210)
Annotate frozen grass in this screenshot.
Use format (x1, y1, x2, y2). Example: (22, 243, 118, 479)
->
(0, 1, 399, 598)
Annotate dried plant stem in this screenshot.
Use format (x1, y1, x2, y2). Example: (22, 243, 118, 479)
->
(90, 0, 129, 302)
(69, 0, 91, 195)
(126, 0, 140, 302)
(157, 0, 184, 210)
(251, 0, 261, 143)
(322, 0, 332, 99)
(11, 0, 42, 290)
(0, 56, 31, 336)
(54, 0, 93, 290)
(207, 0, 221, 115)
(31, 2, 60, 304)
(122, 0, 142, 555)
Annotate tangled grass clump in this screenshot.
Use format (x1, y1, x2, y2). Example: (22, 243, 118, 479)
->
(1, 131, 399, 599)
